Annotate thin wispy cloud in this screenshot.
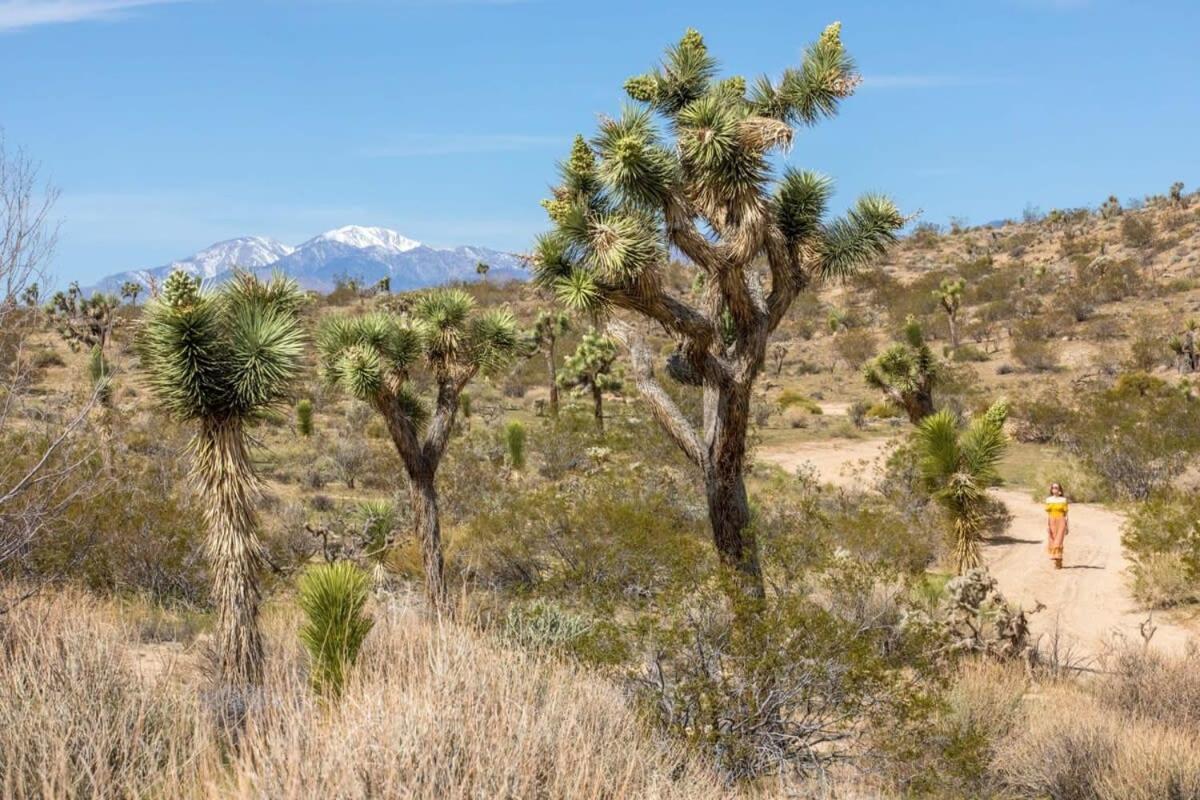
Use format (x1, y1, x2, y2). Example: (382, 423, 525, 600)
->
(360, 134, 564, 158)
(0, 0, 178, 32)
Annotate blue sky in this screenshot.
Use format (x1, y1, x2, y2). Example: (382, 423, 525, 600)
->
(2, 0, 1197, 284)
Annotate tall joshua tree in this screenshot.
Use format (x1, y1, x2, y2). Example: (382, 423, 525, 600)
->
(933, 277, 964, 350)
(532, 24, 901, 595)
(863, 316, 938, 424)
(530, 310, 571, 417)
(915, 401, 1009, 574)
(138, 270, 305, 692)
(318, 288, 520, 611)
(558, 330, 622, 430)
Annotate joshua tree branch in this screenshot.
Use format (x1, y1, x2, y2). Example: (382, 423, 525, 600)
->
(608, 319, 706, 468)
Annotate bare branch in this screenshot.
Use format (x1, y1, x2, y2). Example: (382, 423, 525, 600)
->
(608, 319, 706, 468)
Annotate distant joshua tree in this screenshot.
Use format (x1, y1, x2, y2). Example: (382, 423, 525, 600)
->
(475, 261, 490, 281)
(120, 280, 142, 305)
(529, 310, 571, 417)
(1169, 181, 1187, 208)
(558, 330, 622, 430)
(318, 288, 521, 611)
(138, 270, 305, 698)
(532, 25, 902, 596)
(863, 317, 938, 424)
(933, 277, 965, 350)
(45, 282, 121, 353)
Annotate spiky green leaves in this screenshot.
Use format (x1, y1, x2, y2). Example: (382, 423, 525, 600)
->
(594, 108, 676, 209)
(139, 271, 305, 421)
(821, 195, 904, 278)
(776, 169, 832, 243)
(916, 401, 1009, 514)
(297, 561, 374, 698)
(749, 22, 858, 127)
(623, 28, 717, 114)
(320, 289, 521, 414)
(559, 331, 622, 393)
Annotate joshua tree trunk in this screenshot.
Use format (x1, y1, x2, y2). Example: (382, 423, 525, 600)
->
(615, 322, 764, 597)
(946, 313, 959, 350)
(195, 418, 265, 691)
(411, 472, 446, 610)
(545, 347, 560, 417)
(591, 383, 604, 431)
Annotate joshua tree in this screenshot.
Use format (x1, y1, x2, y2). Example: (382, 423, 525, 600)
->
(45, 282, 121, 353)
(529, 310, 571, 416)
(933, 277, 965, 350)
(120, 280, 142, 305)
(558, 330, 622, 430)
(863, 317, 938, 423)
(21, 282, 39, 308)
(318, 288, 520, 611)
(475, 261, 490, 281)
(1100, 195, 1122, 220)
(915, 400, 1009, 574)
(138, 270, 305, 694)
(296, 398, 314, 436)
(770, 341, 788, 376)
(532, 25, 901, 594)
(1169, 181, 1186, 208)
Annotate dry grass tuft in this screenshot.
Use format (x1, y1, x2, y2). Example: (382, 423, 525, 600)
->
(0, 590, 727, 799)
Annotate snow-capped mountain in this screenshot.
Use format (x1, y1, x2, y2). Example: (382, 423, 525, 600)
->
(93, 236, 294, 293)
(89, 227, 525, 295)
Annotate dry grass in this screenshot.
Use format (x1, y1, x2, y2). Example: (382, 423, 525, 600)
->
(0, 589, 728, 799)
(945, 647, 1200, 800)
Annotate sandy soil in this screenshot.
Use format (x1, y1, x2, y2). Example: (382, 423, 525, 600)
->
(758, 436, 1199, 661)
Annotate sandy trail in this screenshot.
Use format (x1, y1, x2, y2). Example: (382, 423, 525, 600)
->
(758, 436, 1197, 660)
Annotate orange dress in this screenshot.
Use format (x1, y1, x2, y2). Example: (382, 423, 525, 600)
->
(1045, 496, 1068, 561)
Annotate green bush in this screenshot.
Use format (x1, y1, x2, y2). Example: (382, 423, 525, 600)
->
(776, 390, 822, 414)
(296, 398, 314, 437)
(1063, 373, 1200, 499)
(1123, 493, 1200, 607)
(503, 420, 526, 470)
(297, 561, 374, 698)
(1010, 318, 1059, 372)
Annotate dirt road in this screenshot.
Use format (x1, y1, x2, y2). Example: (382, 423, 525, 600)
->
(758, 436, 1197, 660)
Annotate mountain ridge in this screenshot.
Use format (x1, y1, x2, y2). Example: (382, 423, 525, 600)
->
(90, 226, 526, 294)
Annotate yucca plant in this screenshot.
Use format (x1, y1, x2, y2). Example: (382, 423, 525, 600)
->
(529, 310, 571, 417)
(137, 269, 305, 692)
(533, 24, 902, 596)
(86, 344, 112, 406)
(296, 398, 314, 437)
(504, 420, 526, 469)
(356, 498, 397, 590)
(557, 330, 622, 431)
(863, 316, 939, 424)
(915, 400, 1009, 574)
(297, 561, 374, 698)
(318, 287, 521, 611)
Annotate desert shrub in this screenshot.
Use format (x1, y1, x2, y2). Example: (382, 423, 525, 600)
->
(635, 575, 940, 782)
(910, 221, 942, 248)
(451, 468, 709, 603)
(1125, 327, 1172, 372)
(31, 348, 65, 368)
(1010, 318, 1059, 372)
(296, 398, 313, 437)
(848, 400, 870, 429)
(777, 390, 822, 414)
(1122, 492, 1200, 607)
(297, 561, 374, 698)
(833, 328, 877, 369)
(329, 434, 370, 489)
(1121, 215, 1156, 249)
(1063, 373, 1200, 499)
(866, 401, 902, 419)
(1099, 645, 1200, 730)
(1010, 389, 1073, 443)
(503, 420, 526, 469)
(951, 343, 988, 362)
(497, 597, 629, 665)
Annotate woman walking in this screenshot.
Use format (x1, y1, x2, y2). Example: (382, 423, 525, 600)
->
(1045, 483, 1069, 569)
